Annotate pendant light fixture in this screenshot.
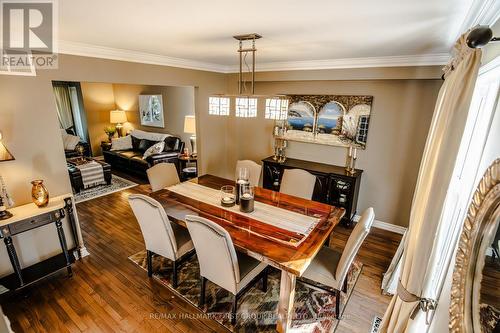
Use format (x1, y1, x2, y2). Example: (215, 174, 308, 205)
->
(208, 34, 288, 119)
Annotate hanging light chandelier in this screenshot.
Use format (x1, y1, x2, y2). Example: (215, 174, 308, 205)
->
(208, 34, 288, 119)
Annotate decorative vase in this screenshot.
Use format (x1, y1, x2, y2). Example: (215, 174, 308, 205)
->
(31, 180, 49, 207)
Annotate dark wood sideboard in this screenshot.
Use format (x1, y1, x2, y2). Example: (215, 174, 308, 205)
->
(262, 156, 363, 226)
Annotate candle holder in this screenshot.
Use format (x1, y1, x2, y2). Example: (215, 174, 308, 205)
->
(220, 185, 236, 207)
(345, 147, 357, 175)
(235, 178, 249, 205)
(239, 183, 255, 213)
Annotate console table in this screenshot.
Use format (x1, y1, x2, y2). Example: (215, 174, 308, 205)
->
(262, 156, 362, 226)
(0, 195, 77, 291)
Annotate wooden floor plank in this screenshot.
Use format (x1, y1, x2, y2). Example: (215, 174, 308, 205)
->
(1, 178, 401, 333)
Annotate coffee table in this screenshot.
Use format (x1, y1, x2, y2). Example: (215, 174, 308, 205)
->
(67, 157, 112, 193)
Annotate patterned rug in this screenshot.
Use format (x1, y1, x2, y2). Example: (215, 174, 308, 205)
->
(129, 250, 363, 332)
(74, 175, 137, 203)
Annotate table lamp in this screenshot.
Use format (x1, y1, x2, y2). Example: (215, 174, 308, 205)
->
(184, 115, 197, 156)
(110, 110, 127, 137)
(0, 131, 14, 220)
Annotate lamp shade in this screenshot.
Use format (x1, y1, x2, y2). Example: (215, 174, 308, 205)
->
(184, 115, 196, 134)
(110, 110, 127, 124)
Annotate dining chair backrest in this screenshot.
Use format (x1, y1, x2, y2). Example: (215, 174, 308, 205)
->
(147, 162, 180, 192)
(185, 215, 241, 294)
(235, 160, 262, 186)
(280, 168, 316, 200)
(128, 194, 177, 261)
(335, 207, 374, 289)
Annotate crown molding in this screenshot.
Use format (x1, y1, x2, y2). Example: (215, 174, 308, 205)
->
(59, 40, 230, 73)
(58, 40, 449, 74)
(232, 54, 449, 72)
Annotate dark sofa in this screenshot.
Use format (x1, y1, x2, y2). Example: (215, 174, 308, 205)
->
(103, 134, 184, 178)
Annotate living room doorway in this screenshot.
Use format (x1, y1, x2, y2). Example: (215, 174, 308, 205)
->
(52, 81, 196, 202)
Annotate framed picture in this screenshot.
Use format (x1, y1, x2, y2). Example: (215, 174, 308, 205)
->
(139, 95, 164, 128)
(282, 95, 373, 149)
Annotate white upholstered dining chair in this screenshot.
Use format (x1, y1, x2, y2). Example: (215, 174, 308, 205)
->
(235, 160, 262, 186)
(128, 194, 194, 288)
(280, 168, 316, 200)
(300, 207, 374, 319)
(185, 215, 268, 325)
(147, 162, 180, 192)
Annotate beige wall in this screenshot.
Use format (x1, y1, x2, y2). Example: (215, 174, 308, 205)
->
(225, 76, 442, 227)
(80, 82, 116, 155)
(81, 82, 195, 155)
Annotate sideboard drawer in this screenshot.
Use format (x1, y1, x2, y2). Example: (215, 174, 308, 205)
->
(8, 211, 60, 236)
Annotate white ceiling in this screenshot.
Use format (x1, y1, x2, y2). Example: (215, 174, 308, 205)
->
(57, 0, 491, 72)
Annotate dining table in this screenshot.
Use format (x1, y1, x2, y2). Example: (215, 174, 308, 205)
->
(150, 174, 345, 332)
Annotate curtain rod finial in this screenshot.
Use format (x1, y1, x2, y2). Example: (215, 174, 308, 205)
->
(467, 26, 494, 48)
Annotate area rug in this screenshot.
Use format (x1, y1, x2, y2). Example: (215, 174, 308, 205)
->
(129, 250, 363, 332)
(74, 175, 137, 203)
(370, 316, 382, 333)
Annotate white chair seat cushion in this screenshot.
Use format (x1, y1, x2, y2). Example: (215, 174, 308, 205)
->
(302, 246, 341, 289)
(236, 252, 268, 294)
(170, 223, 194, 259)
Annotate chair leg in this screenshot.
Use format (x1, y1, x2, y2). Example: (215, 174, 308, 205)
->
(342, 278, 348, 293)
(231, 294, 238, 325)
(172, 260, 178, 289)
(335, 289, 341, 319)
(199, 277, 206, 307)
(146, 250, 153, 277)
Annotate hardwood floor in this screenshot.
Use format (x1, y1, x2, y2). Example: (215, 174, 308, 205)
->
(1, 182, 401, 333)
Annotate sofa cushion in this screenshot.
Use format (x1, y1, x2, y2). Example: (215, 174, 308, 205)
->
(138, 139, 156, 153)
(131, 135, 142, 150)
(111, 135, 133, 151)
(130, 156, 149, 170)
(164, 136, 181, 152)
(118, 151, 142, 159)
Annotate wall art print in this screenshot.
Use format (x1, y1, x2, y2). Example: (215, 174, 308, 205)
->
(139, 94, 164, 128)
(283, 95, 373, 149)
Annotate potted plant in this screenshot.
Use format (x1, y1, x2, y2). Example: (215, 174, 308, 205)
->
(104, 126, 117, 142)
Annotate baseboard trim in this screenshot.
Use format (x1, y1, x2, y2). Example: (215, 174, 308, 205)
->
(352, 215, 407, 235)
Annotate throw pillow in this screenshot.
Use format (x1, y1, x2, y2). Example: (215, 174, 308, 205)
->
(131, 135, 142, 150)
(111, 135, 133, 151)
(63, 134, 81, 150)
(138, 139, 156, 153)
(143, 142, 165, 159)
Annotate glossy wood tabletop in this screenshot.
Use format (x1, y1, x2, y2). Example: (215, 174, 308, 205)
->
(150, 174, 345, 276)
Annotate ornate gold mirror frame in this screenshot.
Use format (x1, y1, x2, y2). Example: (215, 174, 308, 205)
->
(450, 158, 500, 332)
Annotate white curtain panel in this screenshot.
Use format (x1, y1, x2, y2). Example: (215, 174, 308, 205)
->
(53, 85, 74, 130)
(380, 31, 482, 332)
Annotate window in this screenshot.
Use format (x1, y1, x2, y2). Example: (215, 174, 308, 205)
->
(235, 97, 257, 118)
(209, 97, 230, 116)
(265, 98, 289, 120)
(356, 115, 369, 144)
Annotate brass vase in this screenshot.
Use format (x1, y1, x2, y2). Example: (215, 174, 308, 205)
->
(31, 180, 49, 207)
